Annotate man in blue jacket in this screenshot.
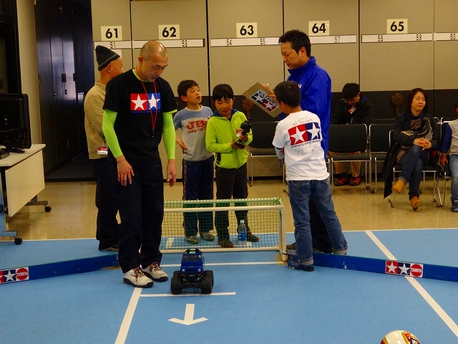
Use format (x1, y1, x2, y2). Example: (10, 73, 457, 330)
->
(279, 29, 333, 253)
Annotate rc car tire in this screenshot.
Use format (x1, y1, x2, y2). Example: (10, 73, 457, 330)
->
(171, 272, 183, 295)
(200, 270, 213, 294)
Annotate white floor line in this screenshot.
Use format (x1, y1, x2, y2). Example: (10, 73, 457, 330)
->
(162, 261, 281, 268)
(165, 237, 174, 249)
(115, 287, 142, 344)
(140, 292, 236, 297)
(365, 230, 458, 338)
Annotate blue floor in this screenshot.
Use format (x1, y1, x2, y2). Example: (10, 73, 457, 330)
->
(1, 230, 458, 343)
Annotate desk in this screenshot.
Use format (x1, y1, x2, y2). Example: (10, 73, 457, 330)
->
(0, 144, 48, 243)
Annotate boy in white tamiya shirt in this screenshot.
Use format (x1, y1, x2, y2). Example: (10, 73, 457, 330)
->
(272, 81, 347, 271)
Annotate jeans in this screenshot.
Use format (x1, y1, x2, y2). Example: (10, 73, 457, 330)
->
(288, 179, 347, 266)
(399, 145, 428, 199)
(182, 156, 214, 236)
(449, 155, 458, 202)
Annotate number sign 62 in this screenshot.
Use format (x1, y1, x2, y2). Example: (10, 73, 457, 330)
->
(159, 25, 180, 40)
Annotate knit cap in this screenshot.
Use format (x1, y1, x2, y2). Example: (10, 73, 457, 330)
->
(96, 45, 120, 71)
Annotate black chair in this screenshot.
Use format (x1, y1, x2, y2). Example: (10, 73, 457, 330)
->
(368, 123, 393, 193)
(247, 121, 278, 186)
(328, 124, 371, 189)
(439, 121, 452, 205)
(389, 123, 444, 207)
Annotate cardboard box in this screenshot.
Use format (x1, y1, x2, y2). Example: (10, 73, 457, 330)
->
(243, 82, 282, 118)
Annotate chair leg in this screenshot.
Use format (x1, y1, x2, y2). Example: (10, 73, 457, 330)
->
(282, 161, 288, 194)
(443, 173, 448, 208)
(329, 158, 334, 190)
(434, 173, 443, 207)
(365, 160, 370, 190)
(371, 157, 377, 193)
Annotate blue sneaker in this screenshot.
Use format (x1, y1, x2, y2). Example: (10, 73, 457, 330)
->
(451, 200, 458, 212)
(287, 258, 314, 271)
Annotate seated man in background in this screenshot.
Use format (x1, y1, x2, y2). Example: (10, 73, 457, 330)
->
(329, 83, 374, 186)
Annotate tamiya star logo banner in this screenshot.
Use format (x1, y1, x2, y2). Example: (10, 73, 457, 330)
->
(242, 83, 282, 117)
(130, 93, 161, 113)
(0, 267, 29, 284)
(288, 122, 321, 146)
(249, 89, 278, 113)
(385, 260, 423, 278)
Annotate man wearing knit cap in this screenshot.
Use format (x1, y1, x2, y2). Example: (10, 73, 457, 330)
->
(84, 45, 123, 252)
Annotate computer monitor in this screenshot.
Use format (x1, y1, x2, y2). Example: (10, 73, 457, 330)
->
(0, 93, 32, 152)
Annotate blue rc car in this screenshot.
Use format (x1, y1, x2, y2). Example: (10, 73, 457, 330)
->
(171, 248, 214, 295)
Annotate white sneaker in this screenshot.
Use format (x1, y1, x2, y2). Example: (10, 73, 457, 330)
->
(142, 262, 168, 282)
(123, 267, 153, 288)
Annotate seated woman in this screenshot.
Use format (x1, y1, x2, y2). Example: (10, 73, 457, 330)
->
(382, 88, 440, 210)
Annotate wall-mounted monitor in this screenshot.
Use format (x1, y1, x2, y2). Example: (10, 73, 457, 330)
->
(0, 93, 32, 153)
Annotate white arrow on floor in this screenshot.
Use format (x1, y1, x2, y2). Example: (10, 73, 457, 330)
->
(169, 304, 208, 326)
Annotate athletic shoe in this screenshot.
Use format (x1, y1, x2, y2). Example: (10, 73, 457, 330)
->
(410, 196, 421, 211)
(452, 200, 458, 212)
(334, 175, 349, 186)
(247, 231, 259, 242)
(286, 242, 296, 250)
(218, 239, 233, 248)
(288, 260, 314, 272)
(392, 179, 405, 194)
(123, 267, 153, 288)
(333, 249, 347, 255)
(349, 175, 362, 186)
(99, 243, 119, 252)
(142, 262, 168, 282)
(185, 236, 199, 244)
(200, 232, 215, 241)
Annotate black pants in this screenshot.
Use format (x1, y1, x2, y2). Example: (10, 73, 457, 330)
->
(214, 164, 248, 240)
(111, 160, 164, 273)
(92, 158, 119, 249)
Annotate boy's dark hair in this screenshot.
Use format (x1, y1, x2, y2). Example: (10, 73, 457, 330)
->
(177, 79, 198, 98)
(274, 81, 301, 108)
(278, 29, 311, 57)
(342, 83, 360, 100)
(455, 97, 458, 110)
(212, 83, 234, 101)
(405, 87, 428, 114)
